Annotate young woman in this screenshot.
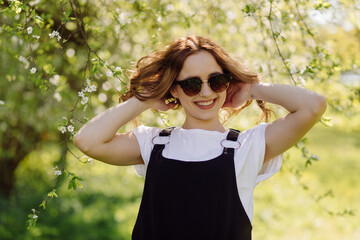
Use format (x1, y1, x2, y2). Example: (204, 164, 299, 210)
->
(74, 36, 327, 240)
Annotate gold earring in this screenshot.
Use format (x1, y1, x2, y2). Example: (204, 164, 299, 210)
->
(165, 98, 177, 104)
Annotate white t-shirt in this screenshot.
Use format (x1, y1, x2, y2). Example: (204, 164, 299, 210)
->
(132, 122, 283, 222)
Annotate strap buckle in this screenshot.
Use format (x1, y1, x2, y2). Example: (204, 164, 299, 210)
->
(152, 135, 170, 145)
(220, 139, 241, 149)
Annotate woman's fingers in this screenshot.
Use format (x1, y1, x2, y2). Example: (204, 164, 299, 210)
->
(147, 98, 176, 111)
(223, 82, 252, 108)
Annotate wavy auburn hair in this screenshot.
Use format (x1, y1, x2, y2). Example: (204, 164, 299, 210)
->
(121, 35, 272, 122)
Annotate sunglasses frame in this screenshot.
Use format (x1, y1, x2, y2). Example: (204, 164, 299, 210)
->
(173, 73, 232, 97)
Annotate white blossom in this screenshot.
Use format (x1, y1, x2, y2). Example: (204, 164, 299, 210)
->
(29, 0, 41, 6)
(89, 84, 97, 92)
(86, 78, 91, 85)
(311, 154, 319, 160)
(106, 71, 113, 78)
(54, 92, 62, 102)
(49, 31, 61, 41)
(81, 96, 89, 105)
(30, 67, 37, 74)
(300, 67, 306, 75)
(299, 76, 306, 86)
(49, 30, 59, 38)
(32, 35, 40, 39)
(115, 66, 122, 72)
(67, 125, 74, 132)
(318, 52, 326, 59)
(19, 56, 30, 69)
(59, 126, 67, 133)
(81, 156, 93, 163)
(85, 84, 96, 93)
(105, 61, 109, 66)
(50, 75, 60, 86)
(54, 170, 62, 176)
(33, 214, 38, 219)
(78, 91, 85, 98)
(0, 100, 4, 105)
(19, 56, 26, 62)
(27, 27, 33, 34)
(118, 12, 131, 25)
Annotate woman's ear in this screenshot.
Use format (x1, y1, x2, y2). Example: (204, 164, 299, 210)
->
(170, 86, 179, 98)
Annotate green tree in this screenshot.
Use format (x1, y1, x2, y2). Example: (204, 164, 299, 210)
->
(0, 0, 359, 237)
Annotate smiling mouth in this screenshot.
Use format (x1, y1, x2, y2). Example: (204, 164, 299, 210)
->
(194, 99, 216, 107)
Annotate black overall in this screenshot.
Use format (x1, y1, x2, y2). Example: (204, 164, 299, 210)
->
(132, 128, 252, 240)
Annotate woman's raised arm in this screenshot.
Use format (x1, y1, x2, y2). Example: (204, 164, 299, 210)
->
(251, 83, 327, 162)
(74, 97, 174, 166)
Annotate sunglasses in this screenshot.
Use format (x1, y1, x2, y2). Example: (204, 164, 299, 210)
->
(173, 73, 231, 97)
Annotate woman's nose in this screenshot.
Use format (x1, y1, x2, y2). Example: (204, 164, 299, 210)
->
(199, 82, 213, 97)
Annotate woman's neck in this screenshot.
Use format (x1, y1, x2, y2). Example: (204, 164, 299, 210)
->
(182, 118, 226, 132)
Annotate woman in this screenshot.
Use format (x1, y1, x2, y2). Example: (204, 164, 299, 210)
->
(74, 36, 327, 240)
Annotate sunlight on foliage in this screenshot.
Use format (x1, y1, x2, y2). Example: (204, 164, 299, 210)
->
(1, 0, 359, 239)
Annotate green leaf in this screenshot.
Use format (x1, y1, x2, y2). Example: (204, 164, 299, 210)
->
(323, 2, 331, 8)
(15, 6, 22, 14)
(62, 17, 69, 23)
(33, 16, 45, 28)
(74, 179, 83, 188)
(47, 189, 58, 198)
(92, 63, 98, 73)
(39, 201, 46, 210)
(65, 9, 71, 17)
(241, 4, 256, 14)
(43, 64, 55, 74)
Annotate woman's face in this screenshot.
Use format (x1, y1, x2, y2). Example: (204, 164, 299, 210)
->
(171, 50, 227, 126)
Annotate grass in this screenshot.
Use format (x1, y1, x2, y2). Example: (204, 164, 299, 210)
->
(253, 124, 360, 240)
(11, 122, 360, 239)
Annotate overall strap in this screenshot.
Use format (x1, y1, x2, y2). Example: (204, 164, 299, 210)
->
(159, 127, 175, 136)
(223, 128, 241, 155)
(151, 127, 175, 158)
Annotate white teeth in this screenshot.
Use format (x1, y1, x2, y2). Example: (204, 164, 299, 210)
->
(196, 100, 214, 106)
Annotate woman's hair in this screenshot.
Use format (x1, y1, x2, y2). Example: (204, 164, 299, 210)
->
(121, 35, 272, 122)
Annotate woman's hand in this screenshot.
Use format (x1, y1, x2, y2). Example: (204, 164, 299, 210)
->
(144, 97, 177, 111)
(222, 81, 252, 108)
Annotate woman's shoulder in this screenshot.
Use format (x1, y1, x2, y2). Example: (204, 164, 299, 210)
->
(238, 122, 270, 141)
(132, 125, 162, 136)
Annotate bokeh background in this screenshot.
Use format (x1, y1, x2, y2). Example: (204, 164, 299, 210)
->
(1, 0, 359, 239)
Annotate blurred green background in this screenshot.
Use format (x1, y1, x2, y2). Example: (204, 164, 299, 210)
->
(1, 0, 359, 239)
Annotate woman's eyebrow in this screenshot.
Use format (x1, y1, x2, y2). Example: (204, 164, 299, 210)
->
(178, 71, 223, 81)
(209, 71, 223, 77)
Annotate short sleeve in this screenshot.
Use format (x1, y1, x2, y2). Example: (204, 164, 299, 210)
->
(252, 123, 283, 184)
(132, 125, 162, 176)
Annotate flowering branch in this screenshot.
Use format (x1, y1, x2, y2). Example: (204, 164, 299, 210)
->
(267, 0, 297, 85)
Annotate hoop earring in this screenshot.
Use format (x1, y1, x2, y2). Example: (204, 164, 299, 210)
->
(165, 98, 178, 104)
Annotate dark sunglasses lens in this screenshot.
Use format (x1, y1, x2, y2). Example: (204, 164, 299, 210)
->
(209, 74, 230, 93)
(180, 78, 202, 96)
